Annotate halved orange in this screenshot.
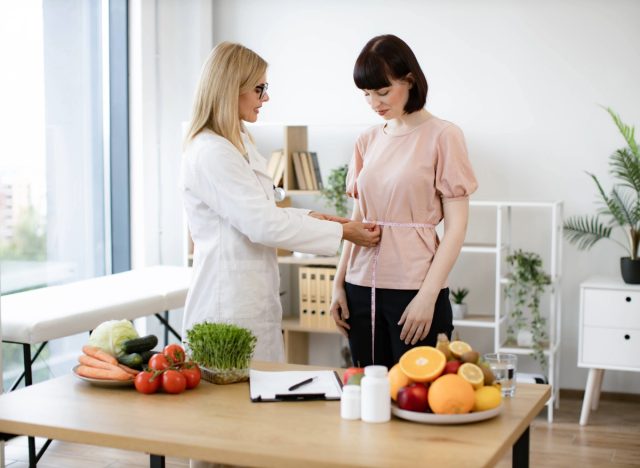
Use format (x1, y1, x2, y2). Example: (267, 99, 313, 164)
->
(457, 363, 485, 389)
(449, 340, 472, 359)
(388, 363, 413, 401)
(398, 346, 446, 383)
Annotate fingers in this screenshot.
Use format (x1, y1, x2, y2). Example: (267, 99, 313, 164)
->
(330, 302, 351, 332)
(327, 215, 351, 224)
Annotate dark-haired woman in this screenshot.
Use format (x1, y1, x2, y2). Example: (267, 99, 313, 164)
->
(329, 35, 478, 370)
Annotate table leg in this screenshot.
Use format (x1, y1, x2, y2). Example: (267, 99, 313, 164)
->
(512, 426, 529, 468)
(150, 454, 165, 468)
(579, 368, 599, 426)
(591, 369, 604, 411)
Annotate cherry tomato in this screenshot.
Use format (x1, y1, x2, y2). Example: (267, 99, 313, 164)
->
(180, 362, 201, 389)
(163, 344, 185, 365)
(162, 369, 187, 394)
(134, 370, 161, 394)
(148, 353, 170, 371)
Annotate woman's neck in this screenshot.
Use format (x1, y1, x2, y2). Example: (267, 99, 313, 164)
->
(385, 109, 431, 133)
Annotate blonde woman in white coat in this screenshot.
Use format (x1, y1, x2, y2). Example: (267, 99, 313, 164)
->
(181, 42, 380, 371)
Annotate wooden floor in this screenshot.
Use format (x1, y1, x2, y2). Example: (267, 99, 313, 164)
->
(4, 396, 640, 467)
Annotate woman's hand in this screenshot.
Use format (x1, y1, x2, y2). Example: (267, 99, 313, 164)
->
(308, 211, 351, 223)
(329, 285, 350, 338)
(398, 293, 436, 345)
(342, 221, 380, 247)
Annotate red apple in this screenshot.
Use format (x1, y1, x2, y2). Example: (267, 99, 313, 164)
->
(444, 360, 462, 375)
(342, 367, 364, 385)
(397, 383, 430, 412)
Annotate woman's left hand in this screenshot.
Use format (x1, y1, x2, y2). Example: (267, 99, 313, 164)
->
(398, 293, 436, 345)
(308, 211, 350, 223)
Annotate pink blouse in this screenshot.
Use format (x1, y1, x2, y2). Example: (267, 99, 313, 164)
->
(345, 116, 478, 290)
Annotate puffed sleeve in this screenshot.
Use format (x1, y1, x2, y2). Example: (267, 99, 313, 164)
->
(345, 139, 364, 199)
(435, 124, 478, 201)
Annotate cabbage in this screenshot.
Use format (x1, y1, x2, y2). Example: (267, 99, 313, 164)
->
(88, 319, 139, 357)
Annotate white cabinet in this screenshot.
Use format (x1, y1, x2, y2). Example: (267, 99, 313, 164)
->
(578, 277, 640, 425)
(453, 201, 563, 423)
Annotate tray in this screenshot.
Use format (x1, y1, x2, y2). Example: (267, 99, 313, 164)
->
(391, 402, 502, 425)
(72, 365, 135, 388)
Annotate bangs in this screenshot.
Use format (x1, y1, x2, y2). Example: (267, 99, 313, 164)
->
(353, 52, 392, 90)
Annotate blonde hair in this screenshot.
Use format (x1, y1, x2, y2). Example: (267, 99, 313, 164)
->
(185, 42, 267, 153)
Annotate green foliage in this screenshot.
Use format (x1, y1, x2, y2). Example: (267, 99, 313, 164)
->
(563, 108, 640, 259)
(186, 322, 257, 370)
(504, 250, 551, 370)
(0, 206, 46, 261)
(320, 164, 349, 218)
(450, 287, 469, 304)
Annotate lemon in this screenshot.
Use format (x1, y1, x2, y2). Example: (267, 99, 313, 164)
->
(457, 363, 485, 389)
(448, 340, 472, 359)
(473, 385, 502, 412)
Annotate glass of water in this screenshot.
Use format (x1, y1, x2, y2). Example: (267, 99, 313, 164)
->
(484, 353, 517, 397)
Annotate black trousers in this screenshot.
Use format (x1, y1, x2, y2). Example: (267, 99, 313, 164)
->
(345, 283, 454, 370)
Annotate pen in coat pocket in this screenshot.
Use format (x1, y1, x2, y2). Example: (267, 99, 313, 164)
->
(288, 376, 316, 391)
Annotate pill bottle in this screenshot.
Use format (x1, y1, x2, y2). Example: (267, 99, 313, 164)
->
(340, 385, 361, 420)
(360, 365, 390, 423)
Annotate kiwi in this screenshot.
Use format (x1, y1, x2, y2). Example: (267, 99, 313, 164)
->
(461, 350, 480, 364)
(480, 364, 495, 385)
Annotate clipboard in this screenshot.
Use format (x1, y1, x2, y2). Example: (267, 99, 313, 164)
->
(249, 369, 343, 402)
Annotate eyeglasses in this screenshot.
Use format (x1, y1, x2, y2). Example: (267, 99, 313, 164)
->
(256, 83, 269, 100)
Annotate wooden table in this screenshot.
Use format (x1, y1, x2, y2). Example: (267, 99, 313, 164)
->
(0, 362, 549, 468)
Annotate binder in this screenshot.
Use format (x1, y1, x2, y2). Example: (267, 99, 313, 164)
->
(308, 268, 319, 328)
(299, 267, 311, 326)
(249, 369, 343, 402)
(325, 268, 337, 330)
(317, 268, 329, 328)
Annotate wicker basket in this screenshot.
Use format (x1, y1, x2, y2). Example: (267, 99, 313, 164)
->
(200, 366, 249, 385)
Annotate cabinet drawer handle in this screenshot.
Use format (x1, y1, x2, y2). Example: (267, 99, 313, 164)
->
(625, 334, 631, 340)
(626, 296, 632, 302)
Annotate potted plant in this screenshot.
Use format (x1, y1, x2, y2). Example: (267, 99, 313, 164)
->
(320, 164, 349, 218)
(185, 322, 256, 384)
(450, 288, 469, 319)
(563, 107, 640, 283)
(504, 249, 551, 370)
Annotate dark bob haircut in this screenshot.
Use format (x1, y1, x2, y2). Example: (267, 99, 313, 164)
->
(353, 34, 428, 114)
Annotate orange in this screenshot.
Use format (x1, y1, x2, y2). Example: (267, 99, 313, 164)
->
(448, 340, 473, 359)
(398, 346, 446, 383)
(428, 374, 475, 414)
(388, 363, 413, 401)
(457, 363, 485, 389)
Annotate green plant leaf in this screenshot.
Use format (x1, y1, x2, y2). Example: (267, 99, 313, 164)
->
(563, 215, 613, 250)
(606, 107, 639, 159)
(610, 148, 640, 192)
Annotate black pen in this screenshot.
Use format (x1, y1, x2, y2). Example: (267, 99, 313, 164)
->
(288, 376, 316, 391)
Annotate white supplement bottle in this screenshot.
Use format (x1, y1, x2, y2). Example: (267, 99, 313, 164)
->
(340, 385, 361, 420)
(360, 365, 390, 423)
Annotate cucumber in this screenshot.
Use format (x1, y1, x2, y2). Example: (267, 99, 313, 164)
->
(117, 352, 143, 369)
(122, 334, 158, 354)
(140, 350, 156, 365)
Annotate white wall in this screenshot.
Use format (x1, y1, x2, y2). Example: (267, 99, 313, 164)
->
(152, 0, 640, 392)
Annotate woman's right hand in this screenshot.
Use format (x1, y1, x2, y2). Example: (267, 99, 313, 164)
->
(342, 221, 380, 247)
(330, 285, 350, 338)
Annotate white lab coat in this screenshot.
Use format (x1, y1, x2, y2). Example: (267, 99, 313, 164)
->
(180, 130, 342, 362)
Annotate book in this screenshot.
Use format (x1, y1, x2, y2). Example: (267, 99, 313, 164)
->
(292, 151, 308, 190)
(272, 150, 286, 187)
(300, 151, 317, 191)
(309, 152, 324, 190)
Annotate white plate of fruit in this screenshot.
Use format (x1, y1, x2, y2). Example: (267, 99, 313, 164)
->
(388, 335, 503, 425)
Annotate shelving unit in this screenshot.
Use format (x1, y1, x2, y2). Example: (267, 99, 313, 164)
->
(452, 200, 563, 423)
(278, 125, 321, 194)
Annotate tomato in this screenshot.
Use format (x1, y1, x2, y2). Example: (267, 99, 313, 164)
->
(148, 353, 170, 371)
(163, 344, 185, 365)
(180, 362, 201, 389)
(162, 369, 187, 394)
(134, 370, 161, 394)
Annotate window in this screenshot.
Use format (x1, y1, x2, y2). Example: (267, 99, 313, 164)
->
(0, 0, 129, 390)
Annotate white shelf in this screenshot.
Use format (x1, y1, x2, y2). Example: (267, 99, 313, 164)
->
(460, 243, 506, 254)
(277, 255, 339, 266)
(452, 315, 502, 328)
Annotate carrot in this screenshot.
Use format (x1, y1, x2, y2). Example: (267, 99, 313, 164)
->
(76, 364, 132, 381)
(82, 345, 118, 365)
(78, 354, 117, 371)
(118, 364, 140, 376)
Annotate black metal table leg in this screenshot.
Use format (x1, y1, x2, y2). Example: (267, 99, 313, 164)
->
(154, 312, 182, 343)
(150, 454, 165, 468)
(513, 426, 530, 468)
(164, 311, 169, 346)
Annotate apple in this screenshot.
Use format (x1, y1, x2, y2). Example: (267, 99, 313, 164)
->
(444, 360, 462, 375)
(397, 383, 430, 412)
(346, 373, 364, 385)
(342, 367, 364, 385)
